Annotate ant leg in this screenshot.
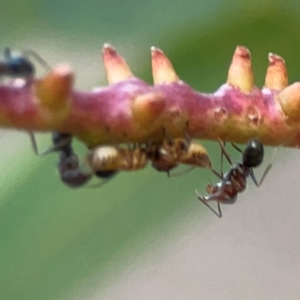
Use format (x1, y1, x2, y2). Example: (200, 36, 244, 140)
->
(231, 142, 243, 153)
(22, 49, 51, 71)
(169, 166, 195, 177)
(195, 190, 222, 218)
(217, 201, 222, 218)
(183, 120, 191, 144)
(249, 164, 272, 187)
(211, 168, 223, 180)
(87, 179, 113, 189)
(220, 141, 226, 176)
(28, 131, 39, 155)
(29, 131, 72, 156)
(250, 144, 277, 187)
(4, 48, 12, 60)
(218, 139, 233, 166)
(258, 164, 272, 185)
(162, 127, 174, 145)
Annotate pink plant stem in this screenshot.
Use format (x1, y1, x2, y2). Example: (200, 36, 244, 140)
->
(0, 45, 299, 148)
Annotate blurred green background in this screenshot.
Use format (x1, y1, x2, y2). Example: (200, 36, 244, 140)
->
(0, 0, 300, 299)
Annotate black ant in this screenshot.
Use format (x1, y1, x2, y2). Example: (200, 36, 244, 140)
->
(196, 138, 272, 218)
(0, 48, 52, 158)
(0, 47, 50, 81)
(30, 132, 93, 188)
(30, 131, 118, 188)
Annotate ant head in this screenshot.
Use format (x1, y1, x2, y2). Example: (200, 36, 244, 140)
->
(242, 138, 264, 168)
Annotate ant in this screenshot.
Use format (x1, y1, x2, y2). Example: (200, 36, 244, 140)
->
(196, 138, 272, 218)
(30, 131, 95, 188)
(0, 48, 52, 160)
(30, 131, 119, 188)
(0, 47, 50, 81)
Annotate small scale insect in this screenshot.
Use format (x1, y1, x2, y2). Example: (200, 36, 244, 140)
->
(31, 131, 93, 188)
(0, 47, 50, 81)
(196, 138, 272, 218)
(147, 137, 212, 176)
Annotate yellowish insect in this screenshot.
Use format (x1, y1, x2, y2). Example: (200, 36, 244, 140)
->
(86, 145, 148, 173)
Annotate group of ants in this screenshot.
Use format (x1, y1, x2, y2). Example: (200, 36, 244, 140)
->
(0, 48, 272, 218)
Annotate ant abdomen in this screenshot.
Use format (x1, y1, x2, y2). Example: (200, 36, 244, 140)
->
(242, 138, 264, 168)
(58, 152, 92, 188)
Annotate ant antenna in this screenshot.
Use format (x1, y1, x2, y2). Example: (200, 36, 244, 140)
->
(220, 140, 226, 176)
(231, 142, 243, 153)
(22, 49, 51, 71)
(196, 190, 222, 218)
(29, 131, 72, 156)
(4, 48, 12, 60)
(168, 166, 195, 177)
(87, 178, 113, 189)
(183, 120, 191, 143)
(218, 139, 233, 166)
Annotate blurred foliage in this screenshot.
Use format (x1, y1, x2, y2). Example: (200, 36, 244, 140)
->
(0, 0, 299, 299)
